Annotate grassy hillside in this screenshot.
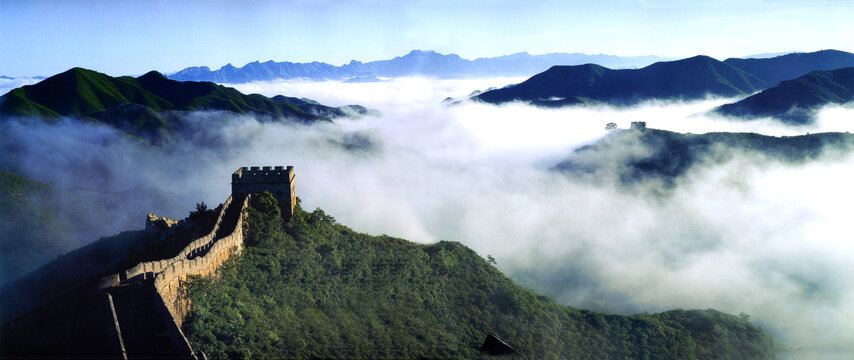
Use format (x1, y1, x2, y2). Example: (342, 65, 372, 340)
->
(475, 56, 767, 106)
(182, 192, 778, 359)
(715, 67, 854, 124)
(0, 68, 366, 140)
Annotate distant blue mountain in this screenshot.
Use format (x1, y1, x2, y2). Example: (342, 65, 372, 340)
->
(167, 50, 669, 83)
(741, 52, 799, 59)
(474, 55, 767, 106)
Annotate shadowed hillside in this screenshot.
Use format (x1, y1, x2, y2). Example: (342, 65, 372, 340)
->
(715, 67, 854, 124)
(0, 171, 118, 285)
(475, 56, 767, 106)
(555, 127, 854, 186)
(723, 50, 854, 87)
(473, 50, 854, 108)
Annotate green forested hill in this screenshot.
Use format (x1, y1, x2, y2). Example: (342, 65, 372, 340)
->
(0, 68, 368, 140)
(182, 192, 778, 359)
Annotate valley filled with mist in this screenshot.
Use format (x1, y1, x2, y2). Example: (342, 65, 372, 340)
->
(2, 74, 854, 358)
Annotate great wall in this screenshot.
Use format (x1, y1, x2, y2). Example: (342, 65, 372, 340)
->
(95, 166, 295, 359)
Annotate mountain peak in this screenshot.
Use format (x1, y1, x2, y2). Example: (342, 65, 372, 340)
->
(58, 67, 100, 78)
(407, 49, 435, 55)
(139, 70, 167, 81)
(685, 54, 716, 61)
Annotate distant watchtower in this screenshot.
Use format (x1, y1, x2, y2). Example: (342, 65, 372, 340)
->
(630, 121, 647, 131)
(232, 166, 296, 218)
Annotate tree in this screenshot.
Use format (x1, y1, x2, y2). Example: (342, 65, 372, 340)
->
(605, 122, 618, 130)
(189, 202, 209, 222)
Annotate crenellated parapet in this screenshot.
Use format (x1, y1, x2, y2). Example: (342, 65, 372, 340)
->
(109, 196, 234, 286)
(631, 121, 647, 130)
(155, 195, 250, 326)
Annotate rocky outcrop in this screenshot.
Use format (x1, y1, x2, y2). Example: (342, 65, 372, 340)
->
(144, 213, 182, 235)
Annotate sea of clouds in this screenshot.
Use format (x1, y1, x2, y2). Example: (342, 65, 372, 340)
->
(2, 77, 854, 359)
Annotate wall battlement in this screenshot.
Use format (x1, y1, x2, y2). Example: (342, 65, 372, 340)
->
(232, 166, 295, 217)
(232, 166, 293, 183)
(631, 121, 647, 130)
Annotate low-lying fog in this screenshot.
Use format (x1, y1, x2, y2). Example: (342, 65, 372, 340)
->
(3, 77, 854, 359)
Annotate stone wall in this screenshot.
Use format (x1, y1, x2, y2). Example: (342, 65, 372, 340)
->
(106, 195, 234, 285)
(99, 193, 252, 358)
(154, 195, 250, 325)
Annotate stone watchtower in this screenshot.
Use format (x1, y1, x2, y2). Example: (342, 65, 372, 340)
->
(232, 166, 296, 217)
(630, 121, 647, 130)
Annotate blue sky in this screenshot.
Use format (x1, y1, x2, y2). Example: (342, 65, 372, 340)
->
(1, 0, 853, 77)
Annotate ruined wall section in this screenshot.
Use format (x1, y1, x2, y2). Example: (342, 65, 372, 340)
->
(99, 196, 235, 288)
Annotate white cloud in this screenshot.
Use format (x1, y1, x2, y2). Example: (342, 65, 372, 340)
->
(0, 77, 42, 96)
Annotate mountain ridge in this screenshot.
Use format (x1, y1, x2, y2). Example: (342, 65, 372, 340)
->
(715, 67, 854, 124)
(723, 49, 854, 87)
(473, 49, 854, 107)
(0, 67, 371, 140)
(475, 55, 768, 106)
(168, 50, 670, 83)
